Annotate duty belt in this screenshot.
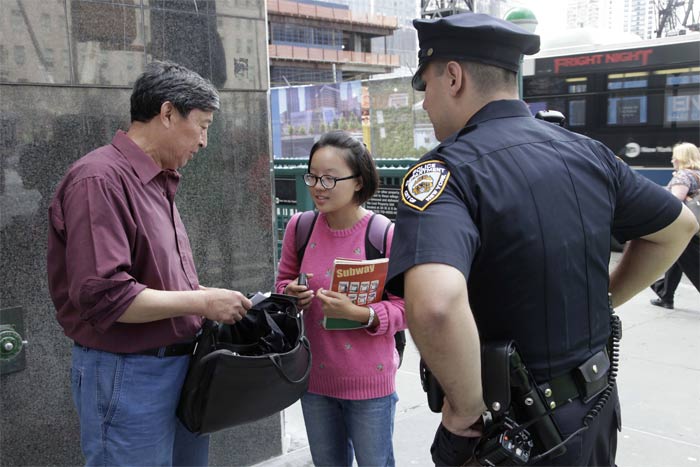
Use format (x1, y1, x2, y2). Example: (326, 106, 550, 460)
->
(538, 349, 611, 410)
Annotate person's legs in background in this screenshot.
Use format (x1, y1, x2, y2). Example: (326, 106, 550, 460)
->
(676, 235, 700, 292)
(650, 262, 682, 308)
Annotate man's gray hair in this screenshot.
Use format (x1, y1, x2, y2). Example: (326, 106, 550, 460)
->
(130, 60, 220, 123)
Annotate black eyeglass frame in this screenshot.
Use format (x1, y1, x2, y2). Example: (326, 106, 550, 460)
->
(303, 173, 360, 190)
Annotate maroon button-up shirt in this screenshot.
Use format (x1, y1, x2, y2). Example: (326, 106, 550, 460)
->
(47, 131, 202, 352)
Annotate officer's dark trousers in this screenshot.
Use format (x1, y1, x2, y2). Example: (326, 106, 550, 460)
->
(652, 235, 700, 301)
(532, 387, 620, 467)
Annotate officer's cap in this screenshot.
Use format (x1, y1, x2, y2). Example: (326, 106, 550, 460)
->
(412, 12, 540, 91)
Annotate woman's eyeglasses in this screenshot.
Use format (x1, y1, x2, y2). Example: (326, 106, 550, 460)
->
(303, 173, 359, 190)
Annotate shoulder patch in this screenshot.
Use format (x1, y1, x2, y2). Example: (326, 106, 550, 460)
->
(401, 160, 451, 211)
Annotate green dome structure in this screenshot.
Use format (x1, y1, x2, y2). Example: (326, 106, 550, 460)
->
(504, 7, 539, 34)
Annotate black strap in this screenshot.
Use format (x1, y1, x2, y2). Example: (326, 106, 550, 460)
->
(74, 341, 195, 357)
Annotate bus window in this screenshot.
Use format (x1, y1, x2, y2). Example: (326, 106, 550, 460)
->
(607, 72, 649, 90)
(566, 77, 587, 94)
(569, 100, 586, 126)
(665, 93, 700, 124)
(658, 68, 700, 125)
(607, 96, 647, 125)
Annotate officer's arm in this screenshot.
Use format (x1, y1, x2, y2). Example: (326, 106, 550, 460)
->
(610, 206, 698, 307)
(405, 263, 486, 429)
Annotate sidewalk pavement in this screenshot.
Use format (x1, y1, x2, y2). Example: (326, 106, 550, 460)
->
(254, 258, 700, 466)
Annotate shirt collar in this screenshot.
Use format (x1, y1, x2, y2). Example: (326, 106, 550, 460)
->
(111, 130, 174, 185)
(438, 100, 532, 147)
(466, 99, 532, 127)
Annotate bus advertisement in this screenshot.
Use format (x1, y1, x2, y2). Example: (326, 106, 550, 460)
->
(523, 35, 699, 185)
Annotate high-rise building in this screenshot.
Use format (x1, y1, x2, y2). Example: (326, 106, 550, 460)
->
(565, 0, 625, 31)
(473, 0, 511, 18)
(623, 0, 656, 39)
(267, 0, 401, 86)
(562, 0, 656, 39)
(335, 0, 420, 75)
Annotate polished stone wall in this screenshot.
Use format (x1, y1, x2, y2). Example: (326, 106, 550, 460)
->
(0, 1, 279, 465)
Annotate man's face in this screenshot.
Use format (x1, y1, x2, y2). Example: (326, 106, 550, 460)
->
(421, 63, 455, 142)
(165, 108, 213, 170)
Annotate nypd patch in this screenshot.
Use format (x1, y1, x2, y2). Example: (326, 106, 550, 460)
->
(401, 160, 450, 211)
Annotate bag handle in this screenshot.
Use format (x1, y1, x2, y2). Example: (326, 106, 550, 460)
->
(267, 336, 312, 384)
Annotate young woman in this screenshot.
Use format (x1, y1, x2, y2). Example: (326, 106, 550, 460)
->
(650, 142, 700, 308)
(275, 131, 406, 467)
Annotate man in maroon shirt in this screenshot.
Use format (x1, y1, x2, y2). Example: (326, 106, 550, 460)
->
(47, 60, 251, 466)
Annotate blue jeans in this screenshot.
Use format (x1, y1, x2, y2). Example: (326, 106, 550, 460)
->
(301, 392, 398, 467)
(70, 344, 209, 466)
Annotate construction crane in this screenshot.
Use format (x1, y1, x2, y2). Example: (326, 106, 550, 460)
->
(656, 0, 699, 37)
(420, 0, 474, 18)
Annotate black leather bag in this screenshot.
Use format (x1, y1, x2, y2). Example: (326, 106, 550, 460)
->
(177, 294, 311, 435)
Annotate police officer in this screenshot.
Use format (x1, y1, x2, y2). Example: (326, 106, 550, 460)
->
(385, 12, 699, 466)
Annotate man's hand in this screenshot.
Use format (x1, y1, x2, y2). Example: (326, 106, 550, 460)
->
(199, 286, 252, 324)
(284, 273, 315, 310)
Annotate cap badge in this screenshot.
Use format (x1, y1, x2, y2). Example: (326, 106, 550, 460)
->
(426, 48, 434, 57)
(401, 160, 450, 211)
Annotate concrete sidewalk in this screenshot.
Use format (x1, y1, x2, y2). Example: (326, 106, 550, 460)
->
(254, 264, 700, 467)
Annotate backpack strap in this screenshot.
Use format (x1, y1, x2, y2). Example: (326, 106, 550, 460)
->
(294, 211, 319, 264)
(365, 213, 392, 260)
(365, 213, 407, 368)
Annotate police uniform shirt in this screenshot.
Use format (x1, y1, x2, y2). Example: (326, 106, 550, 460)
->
(386, 99, 682, 382)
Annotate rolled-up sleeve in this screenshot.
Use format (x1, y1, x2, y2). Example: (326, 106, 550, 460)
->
(275, 213, 302, 294)
(62, 177, 146, 332)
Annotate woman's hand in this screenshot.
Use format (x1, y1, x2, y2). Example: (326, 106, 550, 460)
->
(317, 289, 371, 325)
(284, 273, 314, 310)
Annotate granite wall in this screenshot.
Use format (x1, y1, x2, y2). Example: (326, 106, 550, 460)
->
(0, 1, 280, 465)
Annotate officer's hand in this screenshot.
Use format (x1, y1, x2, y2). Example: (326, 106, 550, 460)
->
(284, 273, 314, 310)
(441, 398, 483, 438)
(431, 423, 480, 467)
(199, 286, 252, 324)
(316, 288, 356, 319)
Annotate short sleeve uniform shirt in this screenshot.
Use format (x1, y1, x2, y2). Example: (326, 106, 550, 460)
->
(387, 100, 681, 381)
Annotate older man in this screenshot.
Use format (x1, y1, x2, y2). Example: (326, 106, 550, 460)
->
(48, 61, 251, 466)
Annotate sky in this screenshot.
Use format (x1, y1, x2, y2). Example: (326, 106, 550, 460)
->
(513, 0, 569, 35)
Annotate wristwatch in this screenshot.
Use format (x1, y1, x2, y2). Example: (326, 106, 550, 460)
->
(364, 306, 376, 328)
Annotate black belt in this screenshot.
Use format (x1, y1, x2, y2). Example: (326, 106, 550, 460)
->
(538, 350, 611, 409)
(74, 341, 196, 357)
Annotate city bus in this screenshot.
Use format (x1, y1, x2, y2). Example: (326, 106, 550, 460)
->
(523, 33, 700, 185)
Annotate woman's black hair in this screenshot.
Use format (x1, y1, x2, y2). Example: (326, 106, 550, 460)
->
(308, 130, 379, 205)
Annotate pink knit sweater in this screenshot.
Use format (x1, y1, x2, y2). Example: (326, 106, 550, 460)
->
(275, 210, 406, 400)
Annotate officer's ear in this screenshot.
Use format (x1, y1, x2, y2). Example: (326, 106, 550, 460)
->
(445, 61, 464, 96)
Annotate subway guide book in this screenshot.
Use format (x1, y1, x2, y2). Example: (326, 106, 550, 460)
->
(324, 257, 389, 330)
